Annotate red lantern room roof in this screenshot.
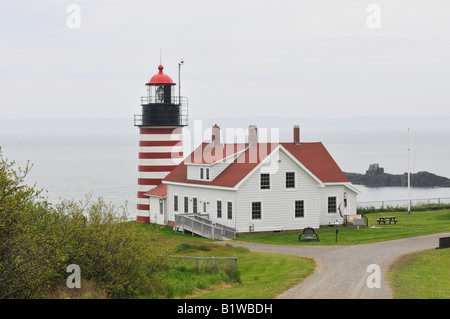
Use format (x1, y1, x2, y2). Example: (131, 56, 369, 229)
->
(145, 65, 176, 86)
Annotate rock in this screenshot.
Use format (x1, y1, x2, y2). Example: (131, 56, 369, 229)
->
(344, 164, 450, 188)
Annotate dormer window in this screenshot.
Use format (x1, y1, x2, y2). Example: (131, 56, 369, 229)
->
(199, 167, 210, 181)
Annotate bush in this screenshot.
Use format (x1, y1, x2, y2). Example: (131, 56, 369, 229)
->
(174, 242, 194, 253)
(197, 244, 211, 251)
(0, 151, 64, 298)
(0, 148, 168, 298)
(51, 196, 169, 298)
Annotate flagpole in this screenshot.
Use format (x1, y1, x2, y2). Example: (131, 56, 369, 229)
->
(408, 128, 411, 215)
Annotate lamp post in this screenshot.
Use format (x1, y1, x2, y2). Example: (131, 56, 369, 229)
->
(335, 219, 339, 242)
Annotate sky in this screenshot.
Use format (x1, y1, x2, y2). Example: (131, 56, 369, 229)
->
(1, 0, 450, 120)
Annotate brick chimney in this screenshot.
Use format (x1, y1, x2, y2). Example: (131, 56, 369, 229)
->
(248, 125, 258, 145)
(293, 125, 300, 144)
(212, 124, 220, 144)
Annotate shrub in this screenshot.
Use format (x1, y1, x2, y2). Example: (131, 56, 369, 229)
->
(174, 242, 194, 252)
(197, 244, 211, 251)
(0, 148, 168, 299)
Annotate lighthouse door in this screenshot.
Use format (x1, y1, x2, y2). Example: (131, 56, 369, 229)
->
(155, 198, 165, 225)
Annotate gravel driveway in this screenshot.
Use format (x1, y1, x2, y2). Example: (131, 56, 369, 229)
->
(231, 232, 450, 299)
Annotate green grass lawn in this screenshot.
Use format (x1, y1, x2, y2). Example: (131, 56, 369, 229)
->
(235, 210, 450, 245)
(139, 209, 450, 299)
(387, 248, 450, 299)
(193, 250, 315, 299)
(140, 224, 315, 299)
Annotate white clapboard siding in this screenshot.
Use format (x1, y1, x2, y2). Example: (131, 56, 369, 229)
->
(235, 148, 321, 233)
(186, 161, 233, 181)
(318, 185, 346, 226)
(165, 147, 359, 232)
(166, 184, 237, 229)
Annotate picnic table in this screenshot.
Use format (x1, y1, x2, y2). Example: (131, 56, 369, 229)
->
(376, 216, 398, 225)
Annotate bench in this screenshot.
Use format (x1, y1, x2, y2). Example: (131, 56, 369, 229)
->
(298, 227, 320, 242)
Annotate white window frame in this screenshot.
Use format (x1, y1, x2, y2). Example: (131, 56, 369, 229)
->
(327, 196, 337, 214)
(251, 201, 262, 220)
(227, 201, 233, 220)
(285, 171, 296, 190)
(294, 199, 305, 218)
(184, 196, 189, 213)
(260, 172, 271, 190)
(193, 197, 198, 214)
(174, 194, 179, 212)
(217, 200, 222, 219)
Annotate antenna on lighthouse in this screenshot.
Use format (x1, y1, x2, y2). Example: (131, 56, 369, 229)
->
(178, 57, 184, 104)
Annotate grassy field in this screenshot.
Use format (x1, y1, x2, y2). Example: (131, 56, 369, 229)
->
(387, 248, 450, 299)
(140, 224, 315, 299)
(236, 210, 450, 245)
(138, 209, 450, 299)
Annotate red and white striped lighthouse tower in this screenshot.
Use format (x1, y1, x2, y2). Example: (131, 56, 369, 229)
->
(134, 64, 188, 223)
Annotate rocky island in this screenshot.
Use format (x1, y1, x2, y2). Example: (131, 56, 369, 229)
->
(344, 164, 450, 188)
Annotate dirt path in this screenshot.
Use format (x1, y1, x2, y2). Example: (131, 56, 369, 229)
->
(230, 232, 450, 299)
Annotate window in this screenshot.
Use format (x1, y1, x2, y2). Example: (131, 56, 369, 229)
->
(328, 196, 337, 213)
(206, 168, 210, 180)
(184, 196, 189, 213)
(203, 201, 207, 213)
(252, 202, 262, 220)
(260, 173, 270, 189)
(286, 172, 295, 189)
(174, 195, 178, 212)
(156, 86, 164, 103)
(193, 197, 198, 214)
(227, 201, 233, 220)
(200, 168, 204, 179)
(217, 200, 222, 218)
(295, 200, 304, 218)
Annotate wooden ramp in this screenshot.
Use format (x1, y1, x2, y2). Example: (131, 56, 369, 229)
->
(174, 214, 236, 240)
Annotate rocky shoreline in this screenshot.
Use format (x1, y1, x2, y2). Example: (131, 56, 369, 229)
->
(344, 164, 450, 188)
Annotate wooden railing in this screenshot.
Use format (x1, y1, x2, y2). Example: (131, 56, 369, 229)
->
(174, 213, 236, 240)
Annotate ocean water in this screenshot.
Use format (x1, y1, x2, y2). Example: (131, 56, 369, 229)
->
(1, 117, 449, 219)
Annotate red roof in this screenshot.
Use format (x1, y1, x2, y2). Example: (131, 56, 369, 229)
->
(163, 142, 349, 188)
(145, 65, 176, 86)
(144, 184, 167, 197)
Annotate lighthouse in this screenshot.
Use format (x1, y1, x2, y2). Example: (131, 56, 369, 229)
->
(134, 63, 188, 223)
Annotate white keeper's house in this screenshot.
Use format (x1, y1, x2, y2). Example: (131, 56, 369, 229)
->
(144, 124, 360, 235)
